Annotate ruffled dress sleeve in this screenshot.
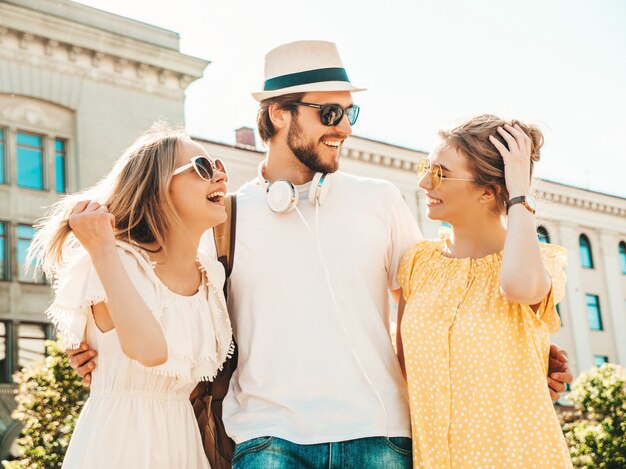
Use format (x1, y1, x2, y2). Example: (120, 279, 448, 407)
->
(46, 248, 108, 349)
(528, 243, 568, 333)
(397, 239, 441, 301)
(196, 248, 234, 377)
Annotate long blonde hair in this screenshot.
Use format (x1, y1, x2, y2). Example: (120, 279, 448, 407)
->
(29, 121, 188, 278)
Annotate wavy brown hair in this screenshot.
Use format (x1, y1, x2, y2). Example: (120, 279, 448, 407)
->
(438, 114, 544, 215)
(29, 121, 188, 278)
(256, 92, 305, 144)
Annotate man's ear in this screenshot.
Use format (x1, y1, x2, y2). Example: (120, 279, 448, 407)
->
(269, 103, 290, 131)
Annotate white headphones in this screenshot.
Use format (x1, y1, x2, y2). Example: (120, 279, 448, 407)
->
(257, 162, 330, 213)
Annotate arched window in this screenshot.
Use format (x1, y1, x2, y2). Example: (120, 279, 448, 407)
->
(619, 241, 626, 274)
(579, 234, 594, 268)
(0, 94, 73, 193)
(537, 226, 550, 244)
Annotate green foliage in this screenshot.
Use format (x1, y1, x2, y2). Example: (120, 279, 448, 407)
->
(562, 363, 626, 468)
(2, 341, 88, 469)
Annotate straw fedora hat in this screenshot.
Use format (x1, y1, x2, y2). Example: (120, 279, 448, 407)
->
(252, 40, 366, 102)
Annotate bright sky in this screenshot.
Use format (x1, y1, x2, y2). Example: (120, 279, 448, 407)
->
(75, 0, 626, 198)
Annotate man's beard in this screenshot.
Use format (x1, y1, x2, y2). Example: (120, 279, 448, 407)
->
(287, 115, 340, 174)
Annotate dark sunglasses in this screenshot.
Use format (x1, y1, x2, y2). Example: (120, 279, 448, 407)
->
(294, 102, 360, 126)
(172, 155, 227, 182)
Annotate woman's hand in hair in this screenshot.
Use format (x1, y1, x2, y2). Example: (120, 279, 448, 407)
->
(495, 123, 550, 306)
(69, 200, 116, 259)
(69, 201, 168, 367)
(489, 123, 532, 198)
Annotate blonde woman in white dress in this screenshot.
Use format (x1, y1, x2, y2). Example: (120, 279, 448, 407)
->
(29, 123, 233, 468)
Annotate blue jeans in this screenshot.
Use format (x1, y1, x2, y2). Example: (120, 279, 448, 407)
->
(232, 436, 412, 469)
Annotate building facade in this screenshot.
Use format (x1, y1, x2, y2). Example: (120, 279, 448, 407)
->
(0, 0, 624, 459)
(0, 0, 208, 456)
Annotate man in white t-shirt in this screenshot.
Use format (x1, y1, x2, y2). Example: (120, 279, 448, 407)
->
(68, 40, 573, 468)
(220, 41, 418, 469)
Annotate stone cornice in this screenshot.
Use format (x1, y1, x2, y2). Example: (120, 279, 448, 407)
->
(5, 0, 181, 51)
(340, 147, 422, 171)
(0, 28, 200, 99)
(534, 188, 626, 217)
(0, 2, 208, 94)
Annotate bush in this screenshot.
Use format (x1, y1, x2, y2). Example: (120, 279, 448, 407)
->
(2, 340, 88, 469)
(563, 363, 626, 468)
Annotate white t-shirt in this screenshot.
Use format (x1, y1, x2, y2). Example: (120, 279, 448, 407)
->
(212, 171, 421, 444)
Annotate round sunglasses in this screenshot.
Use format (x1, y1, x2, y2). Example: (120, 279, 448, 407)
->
(172, 155, 228, 182)
(294, 102, 360, 126)
(416, 158, 475, 190)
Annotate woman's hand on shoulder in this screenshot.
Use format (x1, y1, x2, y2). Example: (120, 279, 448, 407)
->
(68, 200, 116, 259)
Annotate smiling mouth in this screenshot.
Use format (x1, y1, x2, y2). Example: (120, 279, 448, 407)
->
(426, 195, 443, 205)
(207, 191, 225, 204)
(321, 139, 342, 149)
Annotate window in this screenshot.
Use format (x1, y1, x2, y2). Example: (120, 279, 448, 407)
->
(586, 294, 603, 331)
(579, 234, 594, 268)
(16, 224, 44, 283)
(620, 242, 626, 275)
(55, 138, 67, 193)
(0, 128, 5, 183)
(16, 132, 44, 190)
(0, 321, 54, 382)
(0, 321, 9, 383)
(537, 226, 550, 244)
(1, 95, 74, 191)
(18, 322, 53, 369)
(0, 222, 7, 281)
(594, 355, 609, 367)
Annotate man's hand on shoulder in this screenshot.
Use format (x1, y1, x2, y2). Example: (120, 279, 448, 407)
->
(66, 342, 98, 387)
(547, 343, 574, 401)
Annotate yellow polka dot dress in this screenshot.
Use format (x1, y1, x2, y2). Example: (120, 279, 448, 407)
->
(398, 237, 573, 469)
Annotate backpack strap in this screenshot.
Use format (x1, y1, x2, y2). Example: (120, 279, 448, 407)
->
(195, 192, 237, 467)
(213, 193, 237, 286)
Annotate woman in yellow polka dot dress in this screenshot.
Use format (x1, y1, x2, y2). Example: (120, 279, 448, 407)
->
(397, 115, 573, 468)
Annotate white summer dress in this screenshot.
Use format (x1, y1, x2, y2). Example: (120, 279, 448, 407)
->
(47, 241, 233, 469)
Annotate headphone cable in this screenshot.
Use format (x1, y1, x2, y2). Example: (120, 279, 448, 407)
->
(294, 203, 390, 438)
